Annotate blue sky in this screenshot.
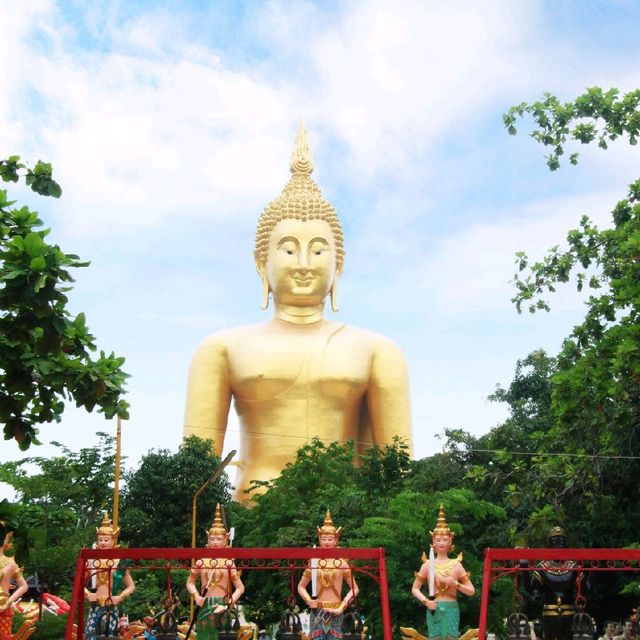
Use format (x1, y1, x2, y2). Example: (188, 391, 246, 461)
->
(1, 0, 640, 494)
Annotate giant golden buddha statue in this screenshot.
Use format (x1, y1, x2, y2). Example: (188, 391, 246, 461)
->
(184, 123, 412, 498)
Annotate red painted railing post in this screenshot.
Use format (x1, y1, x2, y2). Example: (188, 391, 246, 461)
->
(478, 547, 492, 640)
(66, 551, 86, 639)
(378, 548, 392, 640)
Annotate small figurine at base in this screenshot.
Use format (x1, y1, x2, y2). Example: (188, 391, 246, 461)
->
(186, 504, 244, 640)
(84, 513, 136, 640)
(411, 504, 475, 640)
(0, 526, 29, 640)
(297, 511, 359, 640)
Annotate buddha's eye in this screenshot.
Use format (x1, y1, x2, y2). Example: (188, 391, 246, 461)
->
(286, 249, 294, 255)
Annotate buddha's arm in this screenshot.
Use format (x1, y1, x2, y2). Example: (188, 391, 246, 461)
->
(184, 336, 232, 456)
(367, 337, 413, 453)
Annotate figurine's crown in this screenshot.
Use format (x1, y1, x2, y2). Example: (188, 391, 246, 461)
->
(207, 504, 229, 539)
(317, 509, 342, 540)
(430, 503, 454, 539)
(96, 512, 120, 540)
(548, 525, 566, 539)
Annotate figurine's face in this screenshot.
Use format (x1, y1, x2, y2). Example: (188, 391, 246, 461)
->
(207, 533, 227, 548)
(606, 624, 616, 636)
(319, 533, 338, 549)
(263, 218, 339, 307)
(97, 534, 114, 550)
(549, 535, 566, 548)
(432, 534, 452, 553)
(2, 533, 13, 552)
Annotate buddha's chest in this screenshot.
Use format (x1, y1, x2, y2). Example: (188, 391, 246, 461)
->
(227, 328, 371, 402)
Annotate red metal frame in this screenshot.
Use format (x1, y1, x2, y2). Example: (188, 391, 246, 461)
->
(479, 548, 640, 640)
(66, 547, 391, 640)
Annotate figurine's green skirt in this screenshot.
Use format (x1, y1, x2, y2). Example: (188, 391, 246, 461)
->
(197, 596, 226, 640)
(426, 600, 459, 640)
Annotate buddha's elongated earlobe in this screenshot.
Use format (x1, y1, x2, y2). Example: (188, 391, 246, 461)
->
(330, 280, 339, 312)
(261, 276, 270, 310)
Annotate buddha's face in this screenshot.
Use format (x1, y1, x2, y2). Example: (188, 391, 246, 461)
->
(262, 218, 340, 307)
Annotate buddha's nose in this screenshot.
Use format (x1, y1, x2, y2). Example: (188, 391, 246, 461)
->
(297, 250, 310, 268)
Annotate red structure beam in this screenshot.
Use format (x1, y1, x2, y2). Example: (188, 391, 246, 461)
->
(66, 547, 391, 640)
(478, 548, 640, 640)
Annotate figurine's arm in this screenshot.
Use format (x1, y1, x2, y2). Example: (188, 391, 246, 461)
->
(452, 564, 474, 597)
(186, 568, 205, 607)
(297, 568, 318, 609)
(184, 335, 233, 456)
(7, 565, 28, 608)
(229, 565, 245, 607)
(411, 563, 436, 610)
(112, 570, 136, 605)
(367, 337, 412, 453)
(339, 567, 359, 613)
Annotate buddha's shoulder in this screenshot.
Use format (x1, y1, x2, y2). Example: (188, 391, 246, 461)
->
(335, 323, 406, 355)
(193, 323, 267, 350)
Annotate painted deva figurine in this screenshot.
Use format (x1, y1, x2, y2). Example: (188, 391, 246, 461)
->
(186, 504, 244, 640)
(298, 511, 359, 640)
(411, 504, 475, 640)
(84, 513, 135, 640)
(0, 525, 28, 640)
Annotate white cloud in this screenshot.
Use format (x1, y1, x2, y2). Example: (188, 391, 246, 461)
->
(420, 188, 621, 314)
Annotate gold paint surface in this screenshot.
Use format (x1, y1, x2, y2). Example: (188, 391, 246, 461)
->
(184, 124, 412, 498)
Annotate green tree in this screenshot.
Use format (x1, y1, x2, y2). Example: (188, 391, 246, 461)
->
(0, 432, 118, 590)
(120, 436, 231, 548)
(0, 157, 129, 449)
(503, 87, 640, 539)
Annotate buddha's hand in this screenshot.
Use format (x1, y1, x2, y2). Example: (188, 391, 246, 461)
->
(213, 604, 227, 615)
(85, 592, 98, 603)
(307, 599, 318, 609)
(425, 599, 437, 611)
(110, 595, 122, 605)
(195, 595, 205, 607)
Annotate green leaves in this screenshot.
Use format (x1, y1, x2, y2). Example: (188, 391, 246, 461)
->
(1, 158, 129, 447)
(504, 87, 640, 170)
(502, 86, 640, 546)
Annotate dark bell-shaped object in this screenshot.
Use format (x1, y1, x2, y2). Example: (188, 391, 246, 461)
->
(277, 610, 303, 640)
(572, 612, 595, 640)
(507, 612, 530, 640)
(342, 610, 365, 640)
(218, 608, 240, 640)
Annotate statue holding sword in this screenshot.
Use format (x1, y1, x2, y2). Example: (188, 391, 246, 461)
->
(411, 504, 475, 640)
(298, 511, 359, 640)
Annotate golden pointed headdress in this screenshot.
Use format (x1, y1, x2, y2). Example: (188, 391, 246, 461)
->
(96, 512, 120, 540)
(254, 121, 345, 270)
(548, 525, 566, 540)
(317, 509, 342, 540)
(430, 503, 454, 540)
(207, 504, 229, 539)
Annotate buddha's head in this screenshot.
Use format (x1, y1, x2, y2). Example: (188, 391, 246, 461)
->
(316, 509, 341, 548)
(430, 503, 455, 553)
(206, 504, 229, 548)
(254, 123, 344, 312)
(95, 512, 119, 549)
